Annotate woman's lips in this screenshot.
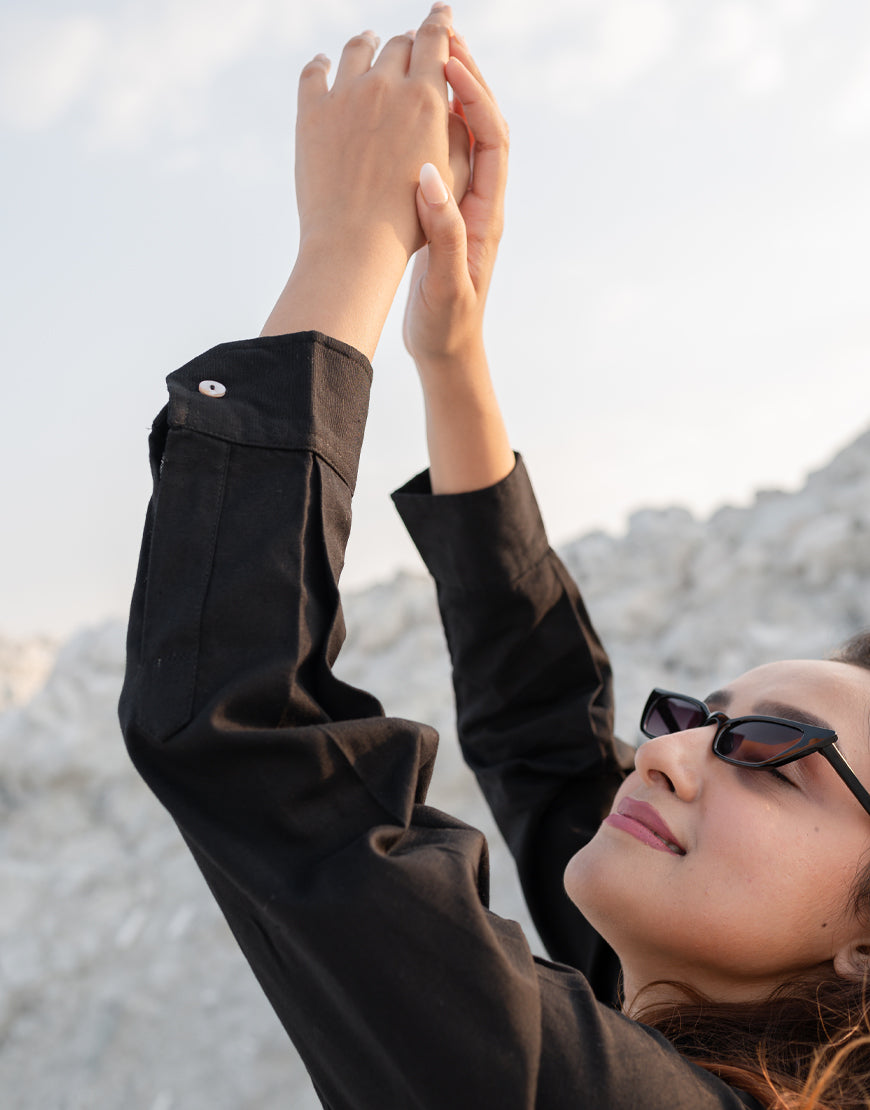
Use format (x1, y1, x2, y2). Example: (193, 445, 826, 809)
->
(603, 798, 686, 856)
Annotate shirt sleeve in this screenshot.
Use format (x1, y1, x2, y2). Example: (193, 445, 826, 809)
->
(119, 333, 761, 1110)
(392, 463, 632, 1002)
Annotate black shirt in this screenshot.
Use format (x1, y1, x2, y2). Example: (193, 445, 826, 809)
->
(120, 332, 762, 1109)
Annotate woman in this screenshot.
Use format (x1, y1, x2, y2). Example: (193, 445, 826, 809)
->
(120, 5, 870, 1107)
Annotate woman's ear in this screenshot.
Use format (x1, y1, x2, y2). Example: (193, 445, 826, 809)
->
(833, 940, 870, 981)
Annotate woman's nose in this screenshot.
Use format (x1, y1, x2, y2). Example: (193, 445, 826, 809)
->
(633, 726, 716, 800)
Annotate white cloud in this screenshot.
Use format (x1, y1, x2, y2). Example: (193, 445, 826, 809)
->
(700, 0, 823, 99)
(0, 0, 682, 143)
(0, 14, 105, 129)
(769, 0, 817, 24)
(706, 0, 817, 61)
(830, 43, 870, 135)
(94, 0, 271, 145)
(737, 48, 786, 96)
(0, 0, 851, 145)
(706, 2, 767, 64)
(703, 1, 787, 98)
(573, 1, 680, 94)
(462, 0, 679, 112)
(0, 0, 350, 147)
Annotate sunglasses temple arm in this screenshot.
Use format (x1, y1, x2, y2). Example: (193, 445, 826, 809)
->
(821, 745, 870, 819)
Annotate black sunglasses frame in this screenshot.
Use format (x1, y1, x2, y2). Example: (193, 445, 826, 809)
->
(640, 687, 870, 819)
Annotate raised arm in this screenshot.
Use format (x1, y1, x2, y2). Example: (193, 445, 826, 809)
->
(398, 36, 632, 993)
(118, 11, 593, 1102)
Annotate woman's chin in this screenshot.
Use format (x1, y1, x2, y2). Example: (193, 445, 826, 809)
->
(563, 836, 618, 919)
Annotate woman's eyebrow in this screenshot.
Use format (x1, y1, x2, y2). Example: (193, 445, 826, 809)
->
(751, 701, 833, 732)
(704, 689, 731, 711)
(703, 690, 833, 732)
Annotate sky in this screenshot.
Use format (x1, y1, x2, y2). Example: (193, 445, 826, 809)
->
(2, 0, 870, 638)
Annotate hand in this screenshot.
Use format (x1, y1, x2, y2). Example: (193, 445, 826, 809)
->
(261, 5, 463, 358)
(401, 36, 514, 495)
(447, 102, 472, 204)
(295, 6, 457, 267)
(402, 33, 509, 370)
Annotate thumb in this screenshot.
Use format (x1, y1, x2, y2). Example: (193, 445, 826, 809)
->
(415, 163, 469, 296)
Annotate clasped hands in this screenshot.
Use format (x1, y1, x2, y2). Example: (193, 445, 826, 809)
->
(296, 6, 470, 261)
(263, 3, 508, 368)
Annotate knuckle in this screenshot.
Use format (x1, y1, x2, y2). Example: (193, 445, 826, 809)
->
(422, 82, 446, 110)
(416, 21, 446, 43)
(484, 212, 505, 244)
(366, 70, 390, 96)
(407, 82, 442, 118)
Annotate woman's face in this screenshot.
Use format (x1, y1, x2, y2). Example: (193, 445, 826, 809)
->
(564, 659, 870, 1006)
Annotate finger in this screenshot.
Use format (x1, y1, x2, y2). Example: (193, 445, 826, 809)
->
(298, 52, 331, 109)
(415, 162, 470, 296)
(371, 31, 414, 76)
(333, 30, 380, 84)
(445, 57, 508, 205)
(409, 4, 452, 83)
(450, 97, 473, 154)
(407, 245, 428, 296)
(448, 31, 494, 99)
(447, 111, 471, 199)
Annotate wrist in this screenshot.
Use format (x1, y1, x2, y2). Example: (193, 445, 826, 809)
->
(297, 226, 411, 276)
(424, 379, 514, 495)
(412, 333, 489, 391)
(416, 341, 514, 494)
(261, 234, 410, 359)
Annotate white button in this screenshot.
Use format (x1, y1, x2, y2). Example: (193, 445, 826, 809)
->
(198, 380, 226, 398)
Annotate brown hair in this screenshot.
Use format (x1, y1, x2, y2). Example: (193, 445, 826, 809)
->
(634, 973, 870, 1108)
(635, 631, 870, 1109)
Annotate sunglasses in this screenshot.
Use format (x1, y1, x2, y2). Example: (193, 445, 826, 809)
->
(640, 688, 870, 819)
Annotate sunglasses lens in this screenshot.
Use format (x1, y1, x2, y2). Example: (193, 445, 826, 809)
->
(715, 720, 803, 763)
(644, 695, 708, 737)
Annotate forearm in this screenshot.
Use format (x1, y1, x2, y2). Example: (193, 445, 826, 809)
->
(260, 234, 409, 362)
(120, 334, 375, 747)
(416, 341, 515, 493)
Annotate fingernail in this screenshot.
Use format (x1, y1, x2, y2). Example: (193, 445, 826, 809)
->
(431, 2, 449, 12)
(420, 163, 449, 206)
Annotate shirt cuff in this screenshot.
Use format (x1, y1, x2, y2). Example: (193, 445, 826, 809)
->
(164, 332, 373, 492)
(391, 455, 551, 590)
